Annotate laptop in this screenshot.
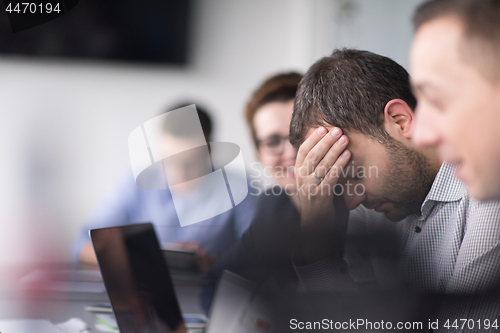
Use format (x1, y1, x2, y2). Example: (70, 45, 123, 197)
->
(91, 223, 202, 333)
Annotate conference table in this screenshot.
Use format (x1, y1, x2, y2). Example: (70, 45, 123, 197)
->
(0, 262, 204, 331)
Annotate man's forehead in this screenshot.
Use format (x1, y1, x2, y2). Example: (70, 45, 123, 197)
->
(410, 16, 465, 87)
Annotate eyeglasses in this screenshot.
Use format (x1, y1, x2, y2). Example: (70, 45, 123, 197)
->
(256, 135, 290, 156)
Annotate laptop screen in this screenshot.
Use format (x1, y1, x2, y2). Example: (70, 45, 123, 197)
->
(91, 223, 185, 333)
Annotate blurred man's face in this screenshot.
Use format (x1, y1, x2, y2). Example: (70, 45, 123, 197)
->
(410, 16, 500, 200)
(161, 133, 212, 194)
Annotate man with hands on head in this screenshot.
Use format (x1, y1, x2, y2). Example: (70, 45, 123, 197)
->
(292, 127, 352, 268)
(289, 49, 500, 299)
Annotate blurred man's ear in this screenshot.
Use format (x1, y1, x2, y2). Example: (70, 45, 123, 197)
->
(383, 99, 414, 141)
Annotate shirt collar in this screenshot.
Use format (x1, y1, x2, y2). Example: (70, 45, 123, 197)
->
(420, 163, 467, 214)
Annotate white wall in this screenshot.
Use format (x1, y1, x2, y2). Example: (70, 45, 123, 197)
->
(0, 0, 424, 264)
(332, 0, 425, 70)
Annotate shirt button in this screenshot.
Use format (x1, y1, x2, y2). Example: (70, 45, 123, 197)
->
(415, 226, 422, 233)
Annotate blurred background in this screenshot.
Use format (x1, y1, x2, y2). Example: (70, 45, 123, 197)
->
(0, 0, 425, 264)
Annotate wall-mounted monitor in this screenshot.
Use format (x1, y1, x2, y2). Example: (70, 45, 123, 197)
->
(0, 0, 192, 65)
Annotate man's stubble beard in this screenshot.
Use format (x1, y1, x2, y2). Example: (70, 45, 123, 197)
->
(380, 137, 437, 222)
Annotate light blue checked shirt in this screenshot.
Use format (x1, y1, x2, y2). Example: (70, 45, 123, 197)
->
(294, 162, 500, 295)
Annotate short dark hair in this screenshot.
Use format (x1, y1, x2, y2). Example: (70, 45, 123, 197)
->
(289, 49, 416, 148)
(413, 0, 500, 81)
(245, 72, 302, 147)
(163, 102, 213, 141)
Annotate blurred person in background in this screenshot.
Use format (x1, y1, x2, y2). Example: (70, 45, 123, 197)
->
(201, 72, 303, 313)
(410, 0, 500, 200)
(73, 104, 257, 270)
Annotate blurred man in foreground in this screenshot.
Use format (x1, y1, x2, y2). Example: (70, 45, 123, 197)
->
(410, 0, 500, 200)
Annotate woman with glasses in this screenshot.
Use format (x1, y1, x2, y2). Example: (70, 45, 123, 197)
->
(247, 73, 301, 206)
(201, 72, 303, 313)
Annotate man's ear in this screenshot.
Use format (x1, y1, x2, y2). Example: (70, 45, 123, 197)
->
(383, 99, 414, 140)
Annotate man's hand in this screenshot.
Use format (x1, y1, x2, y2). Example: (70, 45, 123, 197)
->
(79, 242, 98, 265)
(295, 127, 351, 264)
